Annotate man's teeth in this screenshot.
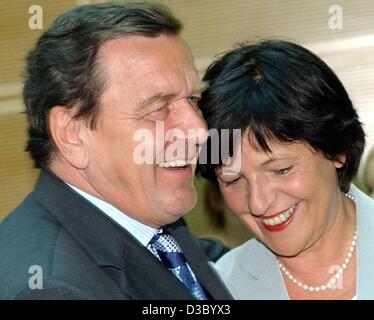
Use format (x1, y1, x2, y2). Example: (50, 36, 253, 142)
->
(263, 204, 297, 226)
(158, 160, 189, 168)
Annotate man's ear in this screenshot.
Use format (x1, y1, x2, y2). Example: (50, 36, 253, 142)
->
(49, 106, 89, 169)
(334, 154, 346, 169)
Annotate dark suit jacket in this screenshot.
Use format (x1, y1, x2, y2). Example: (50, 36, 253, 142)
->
(0, 170, 232, 300)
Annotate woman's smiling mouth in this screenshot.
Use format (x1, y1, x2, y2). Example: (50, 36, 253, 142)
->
(261, 203, 299, 232)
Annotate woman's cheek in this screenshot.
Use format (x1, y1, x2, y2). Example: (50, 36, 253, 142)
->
(222, 189, 247, 215)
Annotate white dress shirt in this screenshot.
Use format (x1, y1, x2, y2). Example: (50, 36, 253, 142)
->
(66, 183, 158, 246)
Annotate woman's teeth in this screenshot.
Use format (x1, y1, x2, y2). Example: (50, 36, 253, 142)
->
(262, 204, 297, 226)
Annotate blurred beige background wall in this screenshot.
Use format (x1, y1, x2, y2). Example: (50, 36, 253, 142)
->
(1, 0, 373, 245)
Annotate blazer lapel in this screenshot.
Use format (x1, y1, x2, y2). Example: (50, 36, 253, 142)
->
(352, 185, 374, 299)
(235, 239, 289, 299)
(243, 186, 374, 300)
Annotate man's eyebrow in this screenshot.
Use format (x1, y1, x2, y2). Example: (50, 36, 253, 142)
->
(139, 93, 175, 109)
(138, 81, 207, 110)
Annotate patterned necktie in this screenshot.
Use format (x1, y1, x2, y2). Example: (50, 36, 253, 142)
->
(147, 228, 208, 300)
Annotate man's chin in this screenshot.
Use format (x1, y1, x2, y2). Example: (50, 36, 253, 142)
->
(163, 193, 197, 222)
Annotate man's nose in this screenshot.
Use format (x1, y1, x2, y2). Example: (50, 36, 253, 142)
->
(175, 100, 208, 146)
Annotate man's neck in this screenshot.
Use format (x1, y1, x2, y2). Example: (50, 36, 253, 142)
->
(48, 159, 103, 200)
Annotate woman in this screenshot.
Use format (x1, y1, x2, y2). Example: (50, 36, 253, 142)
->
(363, 147, 374, 198)
(198, 40, 374, 299)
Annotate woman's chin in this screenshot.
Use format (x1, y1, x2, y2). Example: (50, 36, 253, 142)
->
(263, 239, 303, 258)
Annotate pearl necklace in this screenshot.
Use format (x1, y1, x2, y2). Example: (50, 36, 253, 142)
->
(276, 193, 357, 292)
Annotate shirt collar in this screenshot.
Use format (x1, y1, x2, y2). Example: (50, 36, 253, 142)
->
(66, 183, 158, 246)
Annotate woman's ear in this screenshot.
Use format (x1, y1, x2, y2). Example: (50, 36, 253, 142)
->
(334, 154, 346, 169)
(49, 106, 89, 169)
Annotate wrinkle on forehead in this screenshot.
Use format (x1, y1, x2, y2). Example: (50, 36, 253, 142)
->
(98, 34, 198, 98)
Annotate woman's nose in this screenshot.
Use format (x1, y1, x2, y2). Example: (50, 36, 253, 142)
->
(247, 180, 276, 216)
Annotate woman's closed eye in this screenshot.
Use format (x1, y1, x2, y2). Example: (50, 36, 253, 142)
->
(274, 166, 293, 175)
(219, 176, 241, 187)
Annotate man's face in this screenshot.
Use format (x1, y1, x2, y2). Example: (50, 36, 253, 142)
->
(82, 35, 207, 227)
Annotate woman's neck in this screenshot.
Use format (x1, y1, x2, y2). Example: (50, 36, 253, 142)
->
(278, 191, 357, 299)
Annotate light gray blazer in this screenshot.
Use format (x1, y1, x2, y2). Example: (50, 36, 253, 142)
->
(215, 185, 374, 299)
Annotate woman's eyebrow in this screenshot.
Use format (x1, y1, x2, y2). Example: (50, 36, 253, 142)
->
(260, 156, 294, 167)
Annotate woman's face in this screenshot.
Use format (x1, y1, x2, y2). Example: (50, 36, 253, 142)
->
(216, 135, 344, 257)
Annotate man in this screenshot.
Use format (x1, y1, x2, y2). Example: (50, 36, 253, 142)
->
(0, 2, 231, 300)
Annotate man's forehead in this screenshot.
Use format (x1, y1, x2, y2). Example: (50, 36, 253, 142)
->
(98, 35, 198, 81)
(98, 34, 189, 63)
(98, 37, 158, 72)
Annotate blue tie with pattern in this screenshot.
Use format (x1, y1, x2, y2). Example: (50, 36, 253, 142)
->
(147, 228, 208, 300)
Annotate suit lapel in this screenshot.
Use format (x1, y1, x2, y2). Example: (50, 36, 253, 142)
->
(120, 233, 194, 299)
(33, 170, 126, 270)
(32, 170, 207, 299)
(168, 221, 233, 300)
